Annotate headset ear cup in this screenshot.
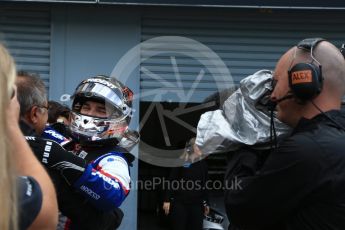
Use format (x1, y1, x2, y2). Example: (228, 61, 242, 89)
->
(288, 63, 323, 101)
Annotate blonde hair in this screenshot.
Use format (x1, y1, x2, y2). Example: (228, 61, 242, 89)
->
(0, 44, 18, 230)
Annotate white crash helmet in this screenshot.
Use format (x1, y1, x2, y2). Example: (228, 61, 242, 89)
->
(69, 75, 133, 144)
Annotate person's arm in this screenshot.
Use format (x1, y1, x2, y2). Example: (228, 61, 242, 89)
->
(225, 136, 322, 229)
(27, 136, 130, 212)
(162, 167, 179, 215)
(28, 144, 125, 230)
(7, 92, 58, 230)
(73, 152, 131, 210)
(164, 167, 179, 202)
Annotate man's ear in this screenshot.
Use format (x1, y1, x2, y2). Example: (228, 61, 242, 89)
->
(28, 106, 40, 124)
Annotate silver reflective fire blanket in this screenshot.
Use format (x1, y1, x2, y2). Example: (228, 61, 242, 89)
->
(196, 70, 291, 155)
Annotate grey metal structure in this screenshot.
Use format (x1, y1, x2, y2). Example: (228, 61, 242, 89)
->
(0, 6, 51, 88)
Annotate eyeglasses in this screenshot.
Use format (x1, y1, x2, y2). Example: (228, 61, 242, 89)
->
(36, 105, 49, 111)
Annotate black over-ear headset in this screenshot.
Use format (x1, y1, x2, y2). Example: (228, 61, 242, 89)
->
(288, 38, 325, 101)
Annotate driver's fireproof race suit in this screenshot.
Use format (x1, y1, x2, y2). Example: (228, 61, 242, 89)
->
(21, 121, 132, 230)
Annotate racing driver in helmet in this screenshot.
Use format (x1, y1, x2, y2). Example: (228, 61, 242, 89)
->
(40, 75, 139, 229)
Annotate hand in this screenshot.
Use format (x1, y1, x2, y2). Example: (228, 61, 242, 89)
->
(204, 206, 210, 216)
(162, 202, 170, 215)
(193, 144, 203, 159)
(180, 143, 203, 163)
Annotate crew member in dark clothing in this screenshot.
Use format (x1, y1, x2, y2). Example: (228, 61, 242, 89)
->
(225, 38, 345, 230)
(163, 138, 209, 230)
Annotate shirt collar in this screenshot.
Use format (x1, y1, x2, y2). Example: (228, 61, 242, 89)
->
(292, 110, 345, 135)
(19, 120, 37, 136)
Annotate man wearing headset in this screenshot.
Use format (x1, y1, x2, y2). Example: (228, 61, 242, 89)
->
(224, 38, 345, 230)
